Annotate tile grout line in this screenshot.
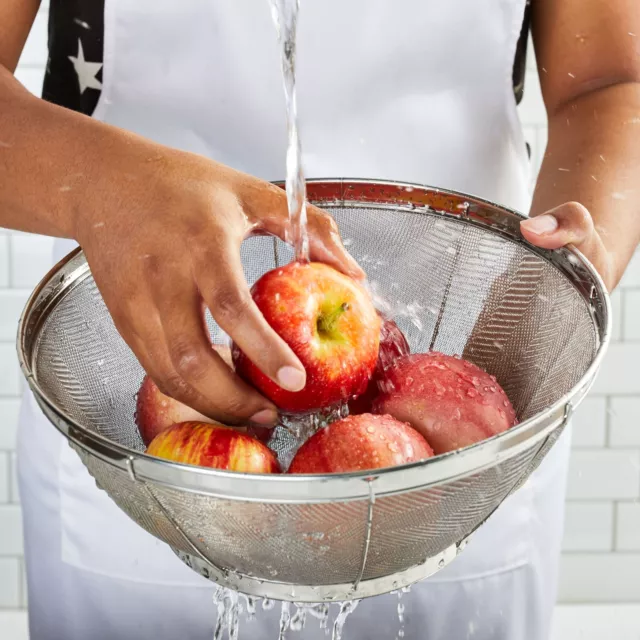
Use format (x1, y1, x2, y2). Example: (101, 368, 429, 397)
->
(18, 556, 25, 610)
(2, 451, 7, 504)
(612, 501, 619, 552)
(605, 396, 612, 448)
(9, 453, 17, 505)
(620, 289, 626, 342)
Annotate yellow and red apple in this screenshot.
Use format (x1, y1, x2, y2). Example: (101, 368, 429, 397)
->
(146, 421, 280, 473)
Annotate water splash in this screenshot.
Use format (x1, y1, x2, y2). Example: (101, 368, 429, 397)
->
(270, 402, 348, 470)
(269, 0, 309, 262)
(366, 280, 425, 332)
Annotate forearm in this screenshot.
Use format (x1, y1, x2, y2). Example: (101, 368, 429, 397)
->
(531, 82, 640, 288)
(0, 65, 165, 239)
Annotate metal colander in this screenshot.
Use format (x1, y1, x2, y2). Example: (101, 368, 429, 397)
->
(18, 179, 610, 602)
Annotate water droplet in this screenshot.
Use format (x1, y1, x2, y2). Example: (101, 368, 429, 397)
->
(438, 558, 446, 568)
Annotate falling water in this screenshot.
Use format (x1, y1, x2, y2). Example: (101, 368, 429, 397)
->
(278, 601, 291, 640)
(395, 585, 411, 639)
(269, 0, 309, 262)
(213, 587, 240, 640)
(331, 600, 360, 640)
(212, 590, 362, 640)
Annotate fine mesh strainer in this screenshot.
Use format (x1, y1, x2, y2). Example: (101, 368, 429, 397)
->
(18, 179, 610, 602)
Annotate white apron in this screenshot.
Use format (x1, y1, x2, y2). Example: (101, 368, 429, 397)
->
(18, 1, 571, 638)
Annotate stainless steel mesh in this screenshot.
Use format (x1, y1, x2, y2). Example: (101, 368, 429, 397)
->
(18, 180, 609, 602)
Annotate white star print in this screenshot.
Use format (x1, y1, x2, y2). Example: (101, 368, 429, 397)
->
(68, 38, 102, 94)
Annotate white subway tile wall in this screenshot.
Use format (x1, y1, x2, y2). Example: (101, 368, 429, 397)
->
(0, 13, 638, 611)
(616, 502, 640, 551)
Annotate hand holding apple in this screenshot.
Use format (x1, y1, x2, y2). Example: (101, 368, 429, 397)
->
(146, 421, 280, 473)
(233, 262, 381, 413)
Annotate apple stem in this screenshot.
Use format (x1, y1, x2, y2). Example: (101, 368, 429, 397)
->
(317, 302, 350, 336)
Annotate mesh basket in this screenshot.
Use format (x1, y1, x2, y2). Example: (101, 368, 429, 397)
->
(17, 179, 610, 602)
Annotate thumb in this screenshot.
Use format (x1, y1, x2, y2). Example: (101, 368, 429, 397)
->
(520, 202, 593, 250)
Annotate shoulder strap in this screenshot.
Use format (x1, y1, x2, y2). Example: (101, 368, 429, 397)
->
(513, 0, 532, 105)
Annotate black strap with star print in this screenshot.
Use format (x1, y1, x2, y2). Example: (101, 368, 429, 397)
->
(42, 0, 104, 116)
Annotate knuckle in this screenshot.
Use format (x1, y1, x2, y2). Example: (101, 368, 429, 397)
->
(565, 201, 591, 223)
(154, 370, 191, 401)
(169, 342, 209, 382)
(140, 254, 162, 279)
(210, 284, 251, 321)
(219, 392, 252, 418)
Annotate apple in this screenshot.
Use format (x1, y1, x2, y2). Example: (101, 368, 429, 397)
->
(348, 316, 410, 415)
(232, 261, 381, 413)
(135, 344, 233, 446)
(288, 413, 434, 474)
(146, 421, 280, 473)
(373, 352, 517, 455)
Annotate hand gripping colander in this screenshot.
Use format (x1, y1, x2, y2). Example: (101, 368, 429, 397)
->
(18, 180, 610, 603)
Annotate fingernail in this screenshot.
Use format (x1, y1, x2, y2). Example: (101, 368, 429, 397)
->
(522, 214, 558, 235)
(277, 365, 306, 391)
(249, 409, 278, 425)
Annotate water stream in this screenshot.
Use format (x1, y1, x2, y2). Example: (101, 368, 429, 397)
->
(269, 0, 309, 263)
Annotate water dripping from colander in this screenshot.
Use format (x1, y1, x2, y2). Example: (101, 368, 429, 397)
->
(213, 587, 240, 640)
(278, 601, 291, 640)
(331, 600, 360, 640)
(395, 585, 411, 640)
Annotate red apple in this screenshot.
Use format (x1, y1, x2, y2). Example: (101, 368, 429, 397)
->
(348, 317, 410, 415)
(288, 413, 434, 474)
(373, 352, 517, 455)
(135, 344, 233, 445)
(146, 421, 280, 473)
(232, 262, 381, 413)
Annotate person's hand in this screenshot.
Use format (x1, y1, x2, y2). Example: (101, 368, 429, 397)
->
(520, 202, 614, 290)
(73, 146, 364, 427)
